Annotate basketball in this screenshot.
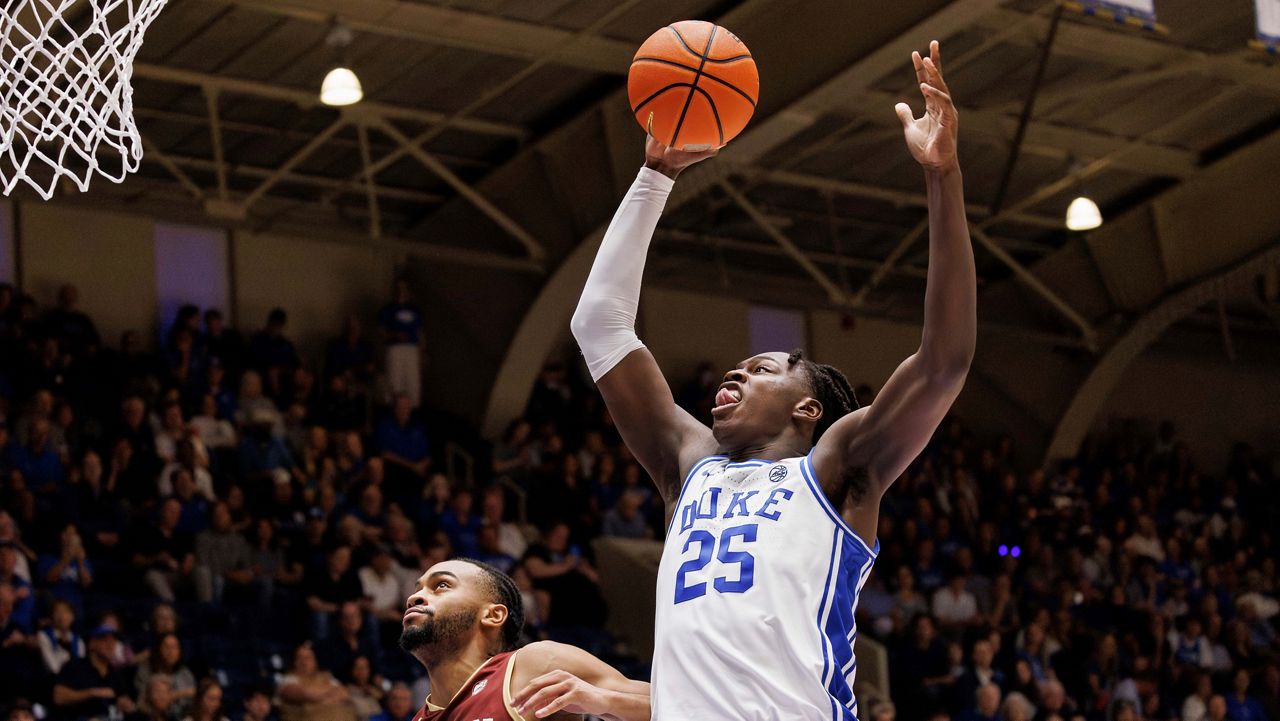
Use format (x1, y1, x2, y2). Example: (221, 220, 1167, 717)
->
(628, 20, 759, 151)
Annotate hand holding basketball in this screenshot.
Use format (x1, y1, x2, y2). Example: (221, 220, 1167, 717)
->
(895, 40, 959, 172)
(644, 134, 718, 179)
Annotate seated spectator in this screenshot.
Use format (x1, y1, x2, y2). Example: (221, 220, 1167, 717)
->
(933, 573, 979, 633)
(318, 602, 379, 684)
(234, 372, 284, 437)
(134, 634, 196, 716)
(182, 678, 229, 721)
(479, 486, 527, 560)
(325, 317, 375, 385)
(37, 523, 93, 613)
(132, 499, 195, 602)
(0, 511, 35, 582)
(189, 393, 237, 452)
(248, 309, 300, 399)
(0, 585, 43, 702)
(52, 624, 135, 721)
(128, 674, 176, 721)
(368, 684, 413, 721)
(1203, 695, 1228, 721)
(958, 683, 1001, 721)
(357, 545, 405, 643)
(522, 521, 606, 629)
(601, 491, 652, 540)
(1169, 615, 1213, 670)
(1226, 668, 1268, 721)
(437, 490, 481, 558)
(203, 309, 245, 379)
(158, 440, 215, 500)
(276, 642, 356, 721)
(1000, 692, 1034, 721)
(475, 525, 517, 574)
(1036, 679, 1075, 721)
(8, 417, 63, 496)
(238, 415, 299, 491)
(957, 638, 1004, 710)
(194, 502, 259, 605)
(892, 565, 928, 624)
(374, 395, 430, 512)
(38, 599, 85, 674)
(344, 656, 384, 720)
(0, 542, 34, 633)
(171, 469, 211, 535)
(305, 546, 366, 641)
(239, 688, 277, 721)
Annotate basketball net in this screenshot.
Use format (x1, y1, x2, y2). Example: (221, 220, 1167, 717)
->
(0, 0, 166, 200)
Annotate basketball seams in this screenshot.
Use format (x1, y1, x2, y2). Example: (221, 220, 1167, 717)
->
(631, 82, 694, 115)
(666, 25, 750, 63)
(689, 85, 724, 146)
(631, 57, 758, 108)
(668, 24, 718, 148)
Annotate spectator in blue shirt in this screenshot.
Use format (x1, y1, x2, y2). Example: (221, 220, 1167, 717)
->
(437, 490, 481, 558)
(36, 523, 93, 616)
(375, 395, 430, 513)
(8, 417, 63, 496)
(377, 281, 424, 409)
(1228, 669, 1272, 721)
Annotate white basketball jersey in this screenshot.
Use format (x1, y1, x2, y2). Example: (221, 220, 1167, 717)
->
(652, 453, 878, 721)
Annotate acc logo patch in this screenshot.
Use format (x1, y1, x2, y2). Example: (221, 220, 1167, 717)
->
(769, 465, 788, 483)
(471, 679, 487, 696)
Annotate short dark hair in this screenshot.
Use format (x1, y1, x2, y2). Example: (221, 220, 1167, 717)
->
(787, 349, 857, 443)
(457, 558, 524, 651)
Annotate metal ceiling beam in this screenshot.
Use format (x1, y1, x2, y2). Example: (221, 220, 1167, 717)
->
(376, 119, 546, 262)
(718, 180, 849, 305)
(204, 0, 632, 74)
(654, 228, 930, 279)
(150, 153, 445, 204)
(975, 8, 1280, 92)
(755, 168, 1063, 229)
(132, 63, 527, 140)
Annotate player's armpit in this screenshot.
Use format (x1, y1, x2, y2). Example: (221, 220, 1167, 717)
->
(594, 349, 716, 502)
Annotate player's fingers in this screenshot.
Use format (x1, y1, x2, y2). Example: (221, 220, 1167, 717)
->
(911, 50, 927, 86)
(921, 56, 949, 94)
(517, 681, 571, 718)
(534, 691, 578, 718)
(920, 83, 952, 106)
(894, 102, 914, 128)
(931, 39, 943, 75)
(512, 672, 567, 707)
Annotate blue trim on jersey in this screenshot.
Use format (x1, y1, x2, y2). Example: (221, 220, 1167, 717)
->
(823, 537, 861, 717)
(815, 527, 841, 721)
(801, 451, 881, 559)
(666, 456, 728, 535)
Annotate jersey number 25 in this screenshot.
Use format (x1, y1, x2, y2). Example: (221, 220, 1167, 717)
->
(674, 523, 757, 603)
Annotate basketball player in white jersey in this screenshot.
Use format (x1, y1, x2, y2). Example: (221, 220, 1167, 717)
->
(570, 42, 973, 720)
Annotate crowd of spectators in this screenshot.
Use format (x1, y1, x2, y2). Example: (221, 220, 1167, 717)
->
(1, 279, 1277, 721)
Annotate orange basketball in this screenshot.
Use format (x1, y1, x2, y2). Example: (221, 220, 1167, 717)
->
(628, 20, 759, 151)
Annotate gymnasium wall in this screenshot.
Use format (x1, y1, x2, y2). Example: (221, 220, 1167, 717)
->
(10, 201, 394, 361)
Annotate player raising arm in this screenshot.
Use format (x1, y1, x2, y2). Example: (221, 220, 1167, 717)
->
(570, 41, 974, 720)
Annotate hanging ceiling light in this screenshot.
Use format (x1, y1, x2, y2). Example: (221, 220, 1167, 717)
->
(1065, 196, 1102, 231)
(321, 67, 362, 106)
(320, 24, 362, 107)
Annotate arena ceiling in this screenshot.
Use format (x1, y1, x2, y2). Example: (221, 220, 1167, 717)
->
(42, 0, 1280, 374)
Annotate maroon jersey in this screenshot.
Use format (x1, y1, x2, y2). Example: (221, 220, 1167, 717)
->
(412, 651, 520, 721)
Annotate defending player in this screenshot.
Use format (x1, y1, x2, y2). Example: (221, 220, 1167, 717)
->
(570, 41, 973, 720)
(401, 558, 649, 721)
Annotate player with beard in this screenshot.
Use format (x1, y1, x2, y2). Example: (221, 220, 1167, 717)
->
(400, 558, 649, 721)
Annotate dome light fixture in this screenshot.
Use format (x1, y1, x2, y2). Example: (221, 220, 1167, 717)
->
(1065, 195, 1102, 231)
(320, 23, 362, 107)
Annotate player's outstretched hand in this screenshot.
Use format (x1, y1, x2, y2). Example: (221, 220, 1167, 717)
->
(895, 40, 959, 172)
(513, 669, 612, 719)
(644, 131, 718, 179)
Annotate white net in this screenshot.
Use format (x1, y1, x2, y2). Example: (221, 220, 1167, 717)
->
(0, 0, 166, 200)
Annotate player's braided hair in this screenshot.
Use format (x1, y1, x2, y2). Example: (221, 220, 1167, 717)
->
(787, 349, 858, 444)
(457, 558, 525, 652)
